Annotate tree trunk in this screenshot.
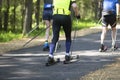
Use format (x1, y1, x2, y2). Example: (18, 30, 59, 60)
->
(35, 0, 40, 28)
(3, 0, 9, 31)
(94, 0, 99, 19)
(0, 0, 2, 30)
(98, 0, 103, 19)
(23, 0, 33, 35)
(13, 0, 16, 31)
(21, 0, 25, 30)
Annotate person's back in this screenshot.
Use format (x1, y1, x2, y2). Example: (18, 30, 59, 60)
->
(44, 0, 53, 10)
(102, 0, 118, 15)
(53, 0, 71, 15)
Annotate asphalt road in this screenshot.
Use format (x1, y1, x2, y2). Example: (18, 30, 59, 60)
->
(0, 29, 120, 80)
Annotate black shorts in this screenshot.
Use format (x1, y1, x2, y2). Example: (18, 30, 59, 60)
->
(102, 14, 116, 28)
(42, 10, 53, 21)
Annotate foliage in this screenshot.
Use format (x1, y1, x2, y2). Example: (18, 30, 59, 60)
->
(0, 0, 102, 42)
(0, 31, 22, 42)
(0, 19, 98, 42)
(72, 19, 96, 30)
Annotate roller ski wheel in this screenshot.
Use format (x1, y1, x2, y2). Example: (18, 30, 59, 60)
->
(63, 55, 79, 64)
(45, 58, 60, 66)
(63, 60, 71, 64)
(76, 55, 79, 59)
(45, 62, 57, 66)
(99, 45, 107, 52)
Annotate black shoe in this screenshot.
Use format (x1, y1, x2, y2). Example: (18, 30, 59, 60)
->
(99, 44, 107, 52)
(65, 55, 71, 62)
(47, 57, 55, 64)
(43, 46, 49, 51)
(111, 44, 118, 51)
(63, 55, 71, 64)
(43, 41, 49, 51)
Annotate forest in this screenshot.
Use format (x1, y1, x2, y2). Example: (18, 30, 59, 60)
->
(0, 0, 103, 42)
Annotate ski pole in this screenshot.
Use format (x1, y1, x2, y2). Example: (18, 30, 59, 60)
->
(112, 20, 118, 27)
(55, 41, 59, 53)
(97, 17, 102, 25)
(27, 25, 39, 36)
(23, 26, 50, 47)
(70, 19, 78, 55)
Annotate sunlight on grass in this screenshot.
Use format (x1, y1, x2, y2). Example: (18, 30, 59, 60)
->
(0, 31, 22, 42)
(72, 19, 97, 30)
(0, 19, 99, 42)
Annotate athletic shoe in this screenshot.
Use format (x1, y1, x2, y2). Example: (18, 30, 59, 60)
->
(47, 57, 55, 64)
(65, 55, 71, 62)
(111, 44, 118, 51)
(43, 41, 49, 51)
(99, 44, 107, 52)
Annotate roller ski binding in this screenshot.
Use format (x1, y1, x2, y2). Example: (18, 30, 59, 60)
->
(63, 55, 71, 64)
(45, 57, 60, 66)
(63, 55, 79, 64)
(99, 44, 107, 52)
(110, 44, 118, 51)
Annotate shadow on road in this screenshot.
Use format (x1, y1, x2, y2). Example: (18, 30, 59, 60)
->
(0, 29, 120, 80)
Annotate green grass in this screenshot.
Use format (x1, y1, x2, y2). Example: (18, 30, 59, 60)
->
(72, 19, 97, 30)
(0, 19, 99, 42)
(0, 31, 22, 42)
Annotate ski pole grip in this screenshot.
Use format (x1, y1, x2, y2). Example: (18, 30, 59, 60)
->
(76, 14, 80, 19)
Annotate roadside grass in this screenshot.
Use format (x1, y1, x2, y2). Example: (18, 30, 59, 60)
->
(72, 19, 97, 30)
(0, 19, 99, 42)
(0, 31, 22, 42)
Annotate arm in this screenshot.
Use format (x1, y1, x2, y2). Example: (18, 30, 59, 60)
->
(71, 3, 79, 16)
(71, 2, 80, 19)
(116, 3, 120, 16)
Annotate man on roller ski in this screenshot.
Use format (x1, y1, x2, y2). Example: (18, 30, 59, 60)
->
(42, 0, 53, 51)
(46, 0, 80, 66)
(99, 0, 120, 52)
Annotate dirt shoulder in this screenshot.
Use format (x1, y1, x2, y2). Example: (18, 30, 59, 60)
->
(80, 58, 120, 80)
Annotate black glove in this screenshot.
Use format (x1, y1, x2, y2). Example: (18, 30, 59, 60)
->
(76, 15, 80, 19)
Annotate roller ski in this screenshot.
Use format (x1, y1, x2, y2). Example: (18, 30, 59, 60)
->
(110, 44, 118, 51)
(45, 57, 60, 66)
(99, 44, 107, 52)
(63, 55, 79, 64)
(43, 41, 49, 51)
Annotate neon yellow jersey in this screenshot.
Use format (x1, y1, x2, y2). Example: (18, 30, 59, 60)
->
(53, 0, 75, 15)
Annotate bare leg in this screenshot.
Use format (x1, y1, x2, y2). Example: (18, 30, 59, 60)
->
(44, 20, 51, 41)
(43, 20, 52, 51)
(111, 27, 117, 47)
(99, 26, 108, 52)
(101, 26, 108, 45)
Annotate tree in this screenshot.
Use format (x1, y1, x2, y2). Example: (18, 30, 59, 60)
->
(3, 0, 9, 31)
(35, 0, 40, 28)
(23, 0, 33, 35)
(0, 0, 104, 34)
(20, 0, 25, 30)
(0, 0, 2, 30)
(12, 0, 17, 31)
